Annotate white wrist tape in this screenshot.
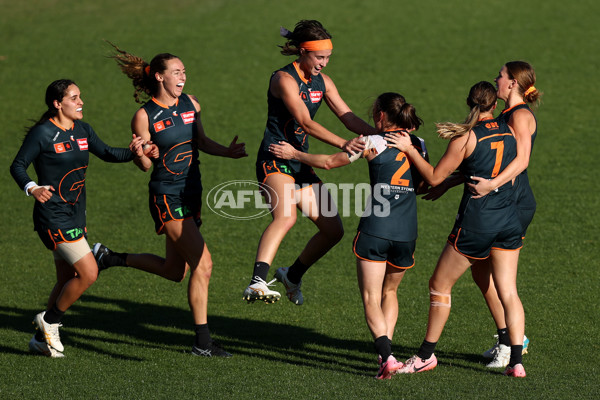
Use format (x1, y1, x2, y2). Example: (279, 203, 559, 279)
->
(24, 181, 37, 196)
(347, 136, 380, 163)
(26, 182, 52, 196)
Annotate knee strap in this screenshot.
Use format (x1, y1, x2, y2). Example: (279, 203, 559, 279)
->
(430, 289, 451, 308)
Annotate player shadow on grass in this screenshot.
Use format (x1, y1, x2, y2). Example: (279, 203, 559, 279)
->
(0, 298, 487, 376)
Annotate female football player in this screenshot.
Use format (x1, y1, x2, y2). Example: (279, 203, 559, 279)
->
(386, 81, 528, 377)
(10, 79, 147, 357)
(468, 61, 540, 367)
(423, 62, 541, 369)
(270, 92, 427, 379)
(94, 44, 247, 357)
(244, 20, 375, 305)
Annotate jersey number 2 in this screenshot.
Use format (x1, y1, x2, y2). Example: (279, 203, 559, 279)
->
(391, 153, 410, 186)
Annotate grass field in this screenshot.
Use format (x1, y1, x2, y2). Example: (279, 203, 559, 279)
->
(1, 0, 598, 399)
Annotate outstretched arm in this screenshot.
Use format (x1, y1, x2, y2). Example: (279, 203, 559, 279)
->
(321, 73, 378, 137)
(385, 131, 468, 187)
(189, 95, 248, 159)
(421, 172, 464, 201)
(272, 71, 365, 155)
(269, 141, 352, 170)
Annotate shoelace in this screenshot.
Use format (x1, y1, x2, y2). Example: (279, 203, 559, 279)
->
(253, 276, 277, 287)
(47, 323, 63, 337)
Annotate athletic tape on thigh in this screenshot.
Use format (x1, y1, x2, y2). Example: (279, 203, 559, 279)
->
(430, 289, 451, 308)
(55, 238, 91, 265)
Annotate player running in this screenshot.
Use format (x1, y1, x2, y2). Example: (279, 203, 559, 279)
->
(10, 79, 146, 357)
(93, 44, 247, 357)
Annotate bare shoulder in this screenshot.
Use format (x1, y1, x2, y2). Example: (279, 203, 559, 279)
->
(187, 94, 201, 112)
(133, 107, 148, 122)
(512, 107, 535, 119)
(271, 70, 298, 98)
(271, 70, 295, 87)
(320, 71, 333, 83)
(132, 107, 150, 138)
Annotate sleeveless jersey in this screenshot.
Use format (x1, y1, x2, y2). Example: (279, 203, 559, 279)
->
(454, 117, 519, 233)
(10, 119, 134, 231)
(142, 94, 202, 195)
(357, 132, 424, 242)
(257, 61, 327, 173)
(499, 103, 537, 211)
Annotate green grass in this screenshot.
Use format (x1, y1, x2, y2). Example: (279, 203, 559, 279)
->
(1, 0, 598, 399)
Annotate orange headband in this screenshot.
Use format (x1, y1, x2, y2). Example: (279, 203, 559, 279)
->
(300, 39, 333, 51)
(524, 85, 536, 96)
(144, 65, 151, 76)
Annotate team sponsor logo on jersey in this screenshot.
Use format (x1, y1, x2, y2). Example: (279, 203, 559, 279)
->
(485, 121, 500, 130)
(309, 90, 323, 103)
(154, 117, 175, 132)
(76, 138, 88, 150)
(152, 110, 164, 120)
(181, 111, 195, 124)
(54, 141, 73, 153)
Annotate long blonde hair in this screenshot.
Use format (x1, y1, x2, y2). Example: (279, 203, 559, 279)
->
(436, 81, 497, 139)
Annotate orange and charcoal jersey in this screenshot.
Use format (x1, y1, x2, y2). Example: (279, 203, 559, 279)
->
(454, 117, 520, 234)
(10, 119, 134, 231)
(142, 93, 202, 196)
(357, 132, 426, 242)
(256, 61, 327, 174)
(499, 102, 538, 235)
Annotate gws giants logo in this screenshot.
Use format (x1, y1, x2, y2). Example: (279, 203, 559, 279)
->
(59, 166, 87, 205)
(163, 140, 194, 175)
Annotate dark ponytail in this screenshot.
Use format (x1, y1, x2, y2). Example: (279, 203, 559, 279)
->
(372, 92, 423, 131)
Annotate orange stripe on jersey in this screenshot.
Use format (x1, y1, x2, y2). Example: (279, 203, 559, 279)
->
(152, 97, 179, 109)
(292, 61, 309, 85)
(49, 118, 69, 131)
(501, 102, 526, 115)
(477, 133, 513, 142)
